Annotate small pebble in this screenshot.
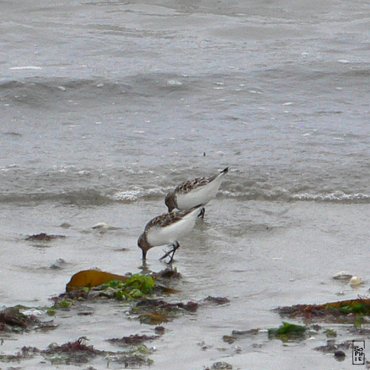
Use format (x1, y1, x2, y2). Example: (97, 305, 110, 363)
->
(234, 345, 242, 354)
(92, 222, 110, 230)
(211, 362, 233, 370)
(154, 326, 165, 335)
(349, 276, 363, 287)
(333, 271, 353, 281)
(336, 291, 345, 296)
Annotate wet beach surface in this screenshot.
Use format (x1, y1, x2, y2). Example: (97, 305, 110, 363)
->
(1, 0, 370, 368)
(0, 199, 369, 369)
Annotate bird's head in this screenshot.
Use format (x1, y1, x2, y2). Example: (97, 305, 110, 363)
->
(137, 233, 151, 260)
(165, 191, 177, 212)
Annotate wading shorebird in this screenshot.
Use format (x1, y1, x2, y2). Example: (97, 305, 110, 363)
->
(138, 206, 203, 263)
(165, 167, 229, 216)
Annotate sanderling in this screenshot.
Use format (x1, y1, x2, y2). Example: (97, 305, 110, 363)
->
(138, 206, 203, 263)
(165, 167, 228, 214)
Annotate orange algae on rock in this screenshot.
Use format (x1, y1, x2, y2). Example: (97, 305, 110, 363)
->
(66, 270, 128, 292)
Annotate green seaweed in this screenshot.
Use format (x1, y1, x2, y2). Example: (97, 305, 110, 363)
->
(102, 274, 156, 301)
(52, 274, 157, 315)
(338, 303, 368, 315)
(46, 308, 57, 316)
(324, 328, 337, 338)
(124, 274, 156, 294)
(354, 316, 364, 329)
(54, 299, 73, 310)
(268, 322, 307, 341)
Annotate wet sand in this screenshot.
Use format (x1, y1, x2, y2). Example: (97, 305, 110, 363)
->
(0, 200, 368, 369)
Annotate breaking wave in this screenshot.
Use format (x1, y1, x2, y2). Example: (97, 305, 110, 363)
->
(1, 187, 369, 206)
(291, 191, 370, 202)
(219, 189, 370, 203)
(0, 74, 195, 108)
(1, 165, 369, 205)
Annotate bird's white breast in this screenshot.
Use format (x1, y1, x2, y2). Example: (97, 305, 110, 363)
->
(176, 174, 223, 210)
(146, 210, 198, 247)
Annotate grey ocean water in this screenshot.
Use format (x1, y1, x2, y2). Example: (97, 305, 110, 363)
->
(0, 1, 369, 369)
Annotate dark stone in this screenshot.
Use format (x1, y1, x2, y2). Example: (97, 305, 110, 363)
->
(334, 350, 346, 361)
(154, 326, 165, 335)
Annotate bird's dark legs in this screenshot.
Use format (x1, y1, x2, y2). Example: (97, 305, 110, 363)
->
(160, 241, 180, 263)
(199, 207, 205, 219)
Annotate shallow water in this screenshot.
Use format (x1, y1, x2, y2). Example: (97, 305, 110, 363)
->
(1, 0, 369, 369)
(1, 200, 369, 369)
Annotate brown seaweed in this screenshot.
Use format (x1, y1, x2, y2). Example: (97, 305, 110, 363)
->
(275, 298, 370, 323)
(0, 337, 153, 366)
(25, 233, 66, 241)
(0, 306, 55, 333)
(43, 337, 100, 364)
(204, 296, 230, 305)
(108, 334, 158, 346)
(132, 299, 199, 325)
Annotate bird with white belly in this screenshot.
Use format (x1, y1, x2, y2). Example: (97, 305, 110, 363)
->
(137, 205, 203, 263)
(165, 167, 228, 216)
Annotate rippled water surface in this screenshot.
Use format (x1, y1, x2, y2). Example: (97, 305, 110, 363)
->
(1, 0, 369, 369)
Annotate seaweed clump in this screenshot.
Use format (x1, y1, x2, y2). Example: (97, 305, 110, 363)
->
(52, 270, 200, 326)
(275, 298, 370, 323)
(108, 334, 158, 346)
(25, 233, 65, 241)
(268, 322, 307, 342)
(204, 296, 230, 305)
(53, 268, 225, 332)
(64, 269, 175, 298)
(0, 306, 54, 333)
(0, 337, 154, 367)
(205, 361, 233, 370)
(132, 299, 199, 325)
(43, 337, 100, 364)
(44, 337, 154, 367)
(0, 346, 39, 362)
(101, 274, 156, 300)
(54, 273, 157, 310)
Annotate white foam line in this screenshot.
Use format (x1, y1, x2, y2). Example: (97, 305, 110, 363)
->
(292, 192, 370, 201)
(9, 66, 42, 70)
